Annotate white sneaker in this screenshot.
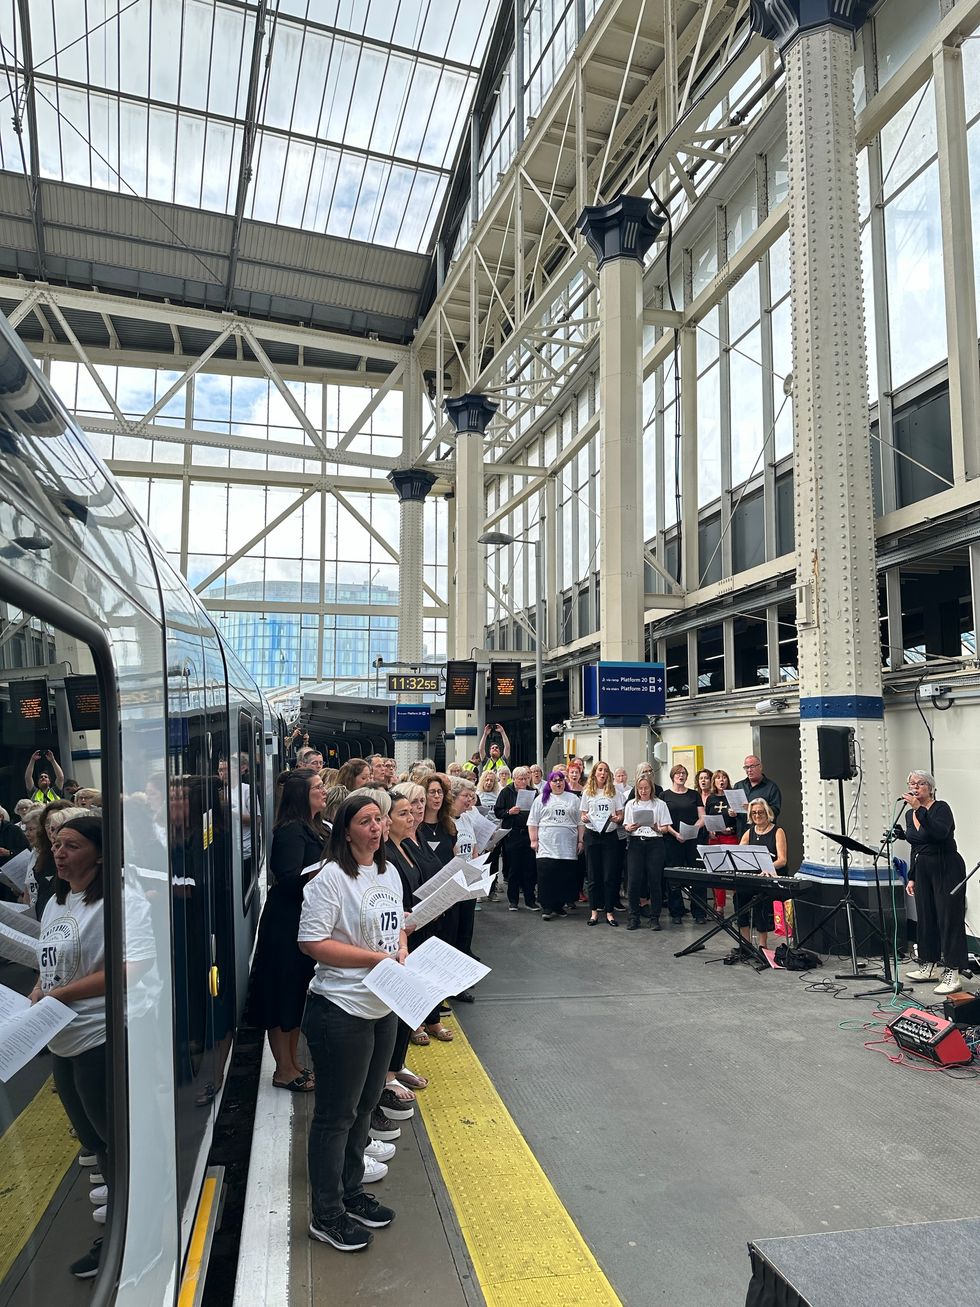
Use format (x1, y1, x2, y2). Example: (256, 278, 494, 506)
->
(906, 962, 937, 981)
(361, 1154, 388, 1183)
(89, 1185, 108, 1205)
(89, 1172, 105, 1185)
(934, 968, 961, 995)
(364, 1138, 396, 1163)
(78, 1153, 97, 1167)
(92, 1205, 107, 1225)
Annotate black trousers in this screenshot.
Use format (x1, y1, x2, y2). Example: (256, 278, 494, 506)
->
(913, 852, 968, 968)
(537, 857, 576, 913)
(52, 1043, 108, 1176)
(677, 837, 709, 919)
(627, 838, 666, 919)
(505, 841, 537, 906)
(584, 830, 623, 912)
(303, 994, 397, 1225)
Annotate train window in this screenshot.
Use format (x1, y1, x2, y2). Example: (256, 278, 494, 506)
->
(0, 600, 122, 1300)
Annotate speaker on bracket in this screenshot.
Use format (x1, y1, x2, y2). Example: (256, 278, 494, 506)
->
(817, 725, 857, 780)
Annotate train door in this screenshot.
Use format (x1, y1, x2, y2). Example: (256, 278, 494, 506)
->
(204, 642, 235, 1099)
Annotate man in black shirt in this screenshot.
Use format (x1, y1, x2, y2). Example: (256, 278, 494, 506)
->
(736, 755, 782, 834)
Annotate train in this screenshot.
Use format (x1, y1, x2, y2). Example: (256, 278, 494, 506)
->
(0, 309, 276, 1304)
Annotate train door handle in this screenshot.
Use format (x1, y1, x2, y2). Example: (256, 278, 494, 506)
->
(209, 966, 219, 998)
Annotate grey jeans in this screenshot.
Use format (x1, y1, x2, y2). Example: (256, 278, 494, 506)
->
(302, 993, 397, 1224)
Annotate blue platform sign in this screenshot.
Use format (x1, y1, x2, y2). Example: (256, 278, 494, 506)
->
(583, 662, 666, 718)
(388, 703, 431, 735)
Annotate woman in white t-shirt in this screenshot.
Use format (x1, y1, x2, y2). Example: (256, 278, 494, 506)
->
(298, 794, 407, 1254)
(579, 762, 625, 926)
(623, 777, 674, 931)
(31, 816, 110, 1228)
(527, 772, 583, 919)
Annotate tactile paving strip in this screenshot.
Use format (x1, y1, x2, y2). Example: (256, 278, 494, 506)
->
(0, 1076, 76, 1281)
(411, 1029, 622, 1306)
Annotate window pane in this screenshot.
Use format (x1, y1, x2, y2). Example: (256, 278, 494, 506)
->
(884, 162, 946, 387)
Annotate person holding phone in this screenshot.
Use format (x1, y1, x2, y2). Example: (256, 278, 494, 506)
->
(24, 749, 64, 803)
(479, 722, 511, 771)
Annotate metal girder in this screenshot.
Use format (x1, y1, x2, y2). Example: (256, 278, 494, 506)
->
(225, 1, 271, 309)
(107, 459, 391, 494)
(13, 0, 45, 279)
(0, 277, 409, 365)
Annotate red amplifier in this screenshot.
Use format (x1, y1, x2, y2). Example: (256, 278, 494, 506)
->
(887, 1007, 973, 1066)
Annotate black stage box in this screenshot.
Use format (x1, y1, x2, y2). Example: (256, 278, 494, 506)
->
(746, 1217, 980, 1307)
(790, 878, 907, 957)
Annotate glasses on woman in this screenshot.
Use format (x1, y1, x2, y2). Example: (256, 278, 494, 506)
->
(551, 777, 565, 784)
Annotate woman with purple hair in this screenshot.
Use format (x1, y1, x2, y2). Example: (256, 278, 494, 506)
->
(527, 771, 583, 920)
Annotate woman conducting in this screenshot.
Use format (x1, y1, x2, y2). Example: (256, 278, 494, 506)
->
(299, 794, 406, 1252)
(898, 771, 967, 995)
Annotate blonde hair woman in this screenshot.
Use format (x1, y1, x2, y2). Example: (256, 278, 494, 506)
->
(579, 762, 625, 926)
(733, 799, 787, 955)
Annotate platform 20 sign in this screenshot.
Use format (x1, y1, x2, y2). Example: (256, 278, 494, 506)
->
(584, 662, 666, 717)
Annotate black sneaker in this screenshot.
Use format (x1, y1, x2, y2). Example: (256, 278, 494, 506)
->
(553, 908, 568, 917)
(345, 1192, 395, 1229)
(378, 1088, 415, 1120)
(540, 912, 552, 920)
(369, 1108, 401, 1141)
(309, 1213, 372, 1251)
(627, 917, 640, 930)
(70, 1238, 102, 1279)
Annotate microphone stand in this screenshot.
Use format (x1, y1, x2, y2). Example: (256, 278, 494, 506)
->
(855, 816, 910, 1001)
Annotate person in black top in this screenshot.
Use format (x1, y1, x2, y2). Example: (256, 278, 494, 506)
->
(495, 766, 538, 910)
(245, 770, 328, 1090)
(661, 764, 707, 922)
(413, 773, 457, 1041)
(704, 769, 739, 913)
(733, 799, 787, 956)
(896, 771, 967, 995)
(736, 755, 782, 834)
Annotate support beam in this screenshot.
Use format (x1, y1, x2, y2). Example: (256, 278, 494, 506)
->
(14, 0, 46, 279)
(194, 488, 317, 595)
(225, 1, 270, 308)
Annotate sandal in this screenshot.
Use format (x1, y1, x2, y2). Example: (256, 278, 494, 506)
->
(409, 1029, 430, 1046)
(385, 1079, 416, 1102)
(394, 1069, 428, 1090)
(423, 1024, 454, 1042)
(272, 1074, 315, 1092)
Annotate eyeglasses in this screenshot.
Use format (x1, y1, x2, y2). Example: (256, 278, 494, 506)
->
(551, 777, 565, 784)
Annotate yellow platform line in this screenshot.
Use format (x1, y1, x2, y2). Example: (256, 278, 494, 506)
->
(411, 1027, 622, 1307)
(0, 1077, 76, 1282)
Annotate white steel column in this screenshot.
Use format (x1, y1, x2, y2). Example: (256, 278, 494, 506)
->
(388, 358, 436, 773)
(445, 395, 497, 763)
(755, 4, 887, 879)
(577, 195, 663, 770)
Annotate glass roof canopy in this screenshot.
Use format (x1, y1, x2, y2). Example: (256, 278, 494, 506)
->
(0, 0, 500, 255)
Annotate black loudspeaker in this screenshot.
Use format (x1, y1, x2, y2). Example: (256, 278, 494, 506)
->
(816, 725, 856, 780)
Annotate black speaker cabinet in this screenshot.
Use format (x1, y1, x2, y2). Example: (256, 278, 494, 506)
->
(817, 725, 856, 780)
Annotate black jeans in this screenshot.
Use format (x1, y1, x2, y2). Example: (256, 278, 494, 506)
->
(627, 838, 666, 919)
(584, 830, 623, 912)
(302, 994, 397, 1225)
(505, 841, 537, 906)
(52, 1043, 109, 1176)
(537, 857, 575, 913)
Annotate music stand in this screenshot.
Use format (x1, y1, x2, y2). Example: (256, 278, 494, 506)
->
(793, 779, 891, 995)
(671, 846, 779, 971)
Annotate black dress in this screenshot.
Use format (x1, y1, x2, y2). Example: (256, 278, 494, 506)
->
(735, 825, 778, 932)
(245, 821, 327, 1033)
(662, 787, 704, 918)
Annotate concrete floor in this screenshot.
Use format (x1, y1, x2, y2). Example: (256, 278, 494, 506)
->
(452, 901, 976, 1306)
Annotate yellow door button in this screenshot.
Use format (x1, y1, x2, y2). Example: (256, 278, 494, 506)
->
(209, 966, 219, 998)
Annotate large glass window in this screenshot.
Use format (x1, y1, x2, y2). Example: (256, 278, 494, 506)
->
(892, 386, 953, 509)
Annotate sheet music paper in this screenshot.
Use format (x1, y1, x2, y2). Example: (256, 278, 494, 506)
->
(470, 810, 498, 849)
(482, 826, 509, 853)
(724, 789, 748, 812)
(630, 807, 658, 828)
(363, 938, 490, 1029)
(0, 986, 77, 1081)
(0, 922, 39, 968)
(414, 855, 487, 901)
(0, 849, 32, 894)
(678, 821, 700, 840)
(0, 901, 41, 937)
(703, 814, 729, 834)
(700, 846, 777, 876)
(515, 788, 535, 811)
(407, 870, 493, 932)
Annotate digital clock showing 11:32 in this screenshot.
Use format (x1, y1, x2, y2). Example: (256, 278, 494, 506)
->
(387, 673, 440, 693)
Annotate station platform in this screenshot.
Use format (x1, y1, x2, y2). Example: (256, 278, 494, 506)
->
(235, 899, 978, 1307)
